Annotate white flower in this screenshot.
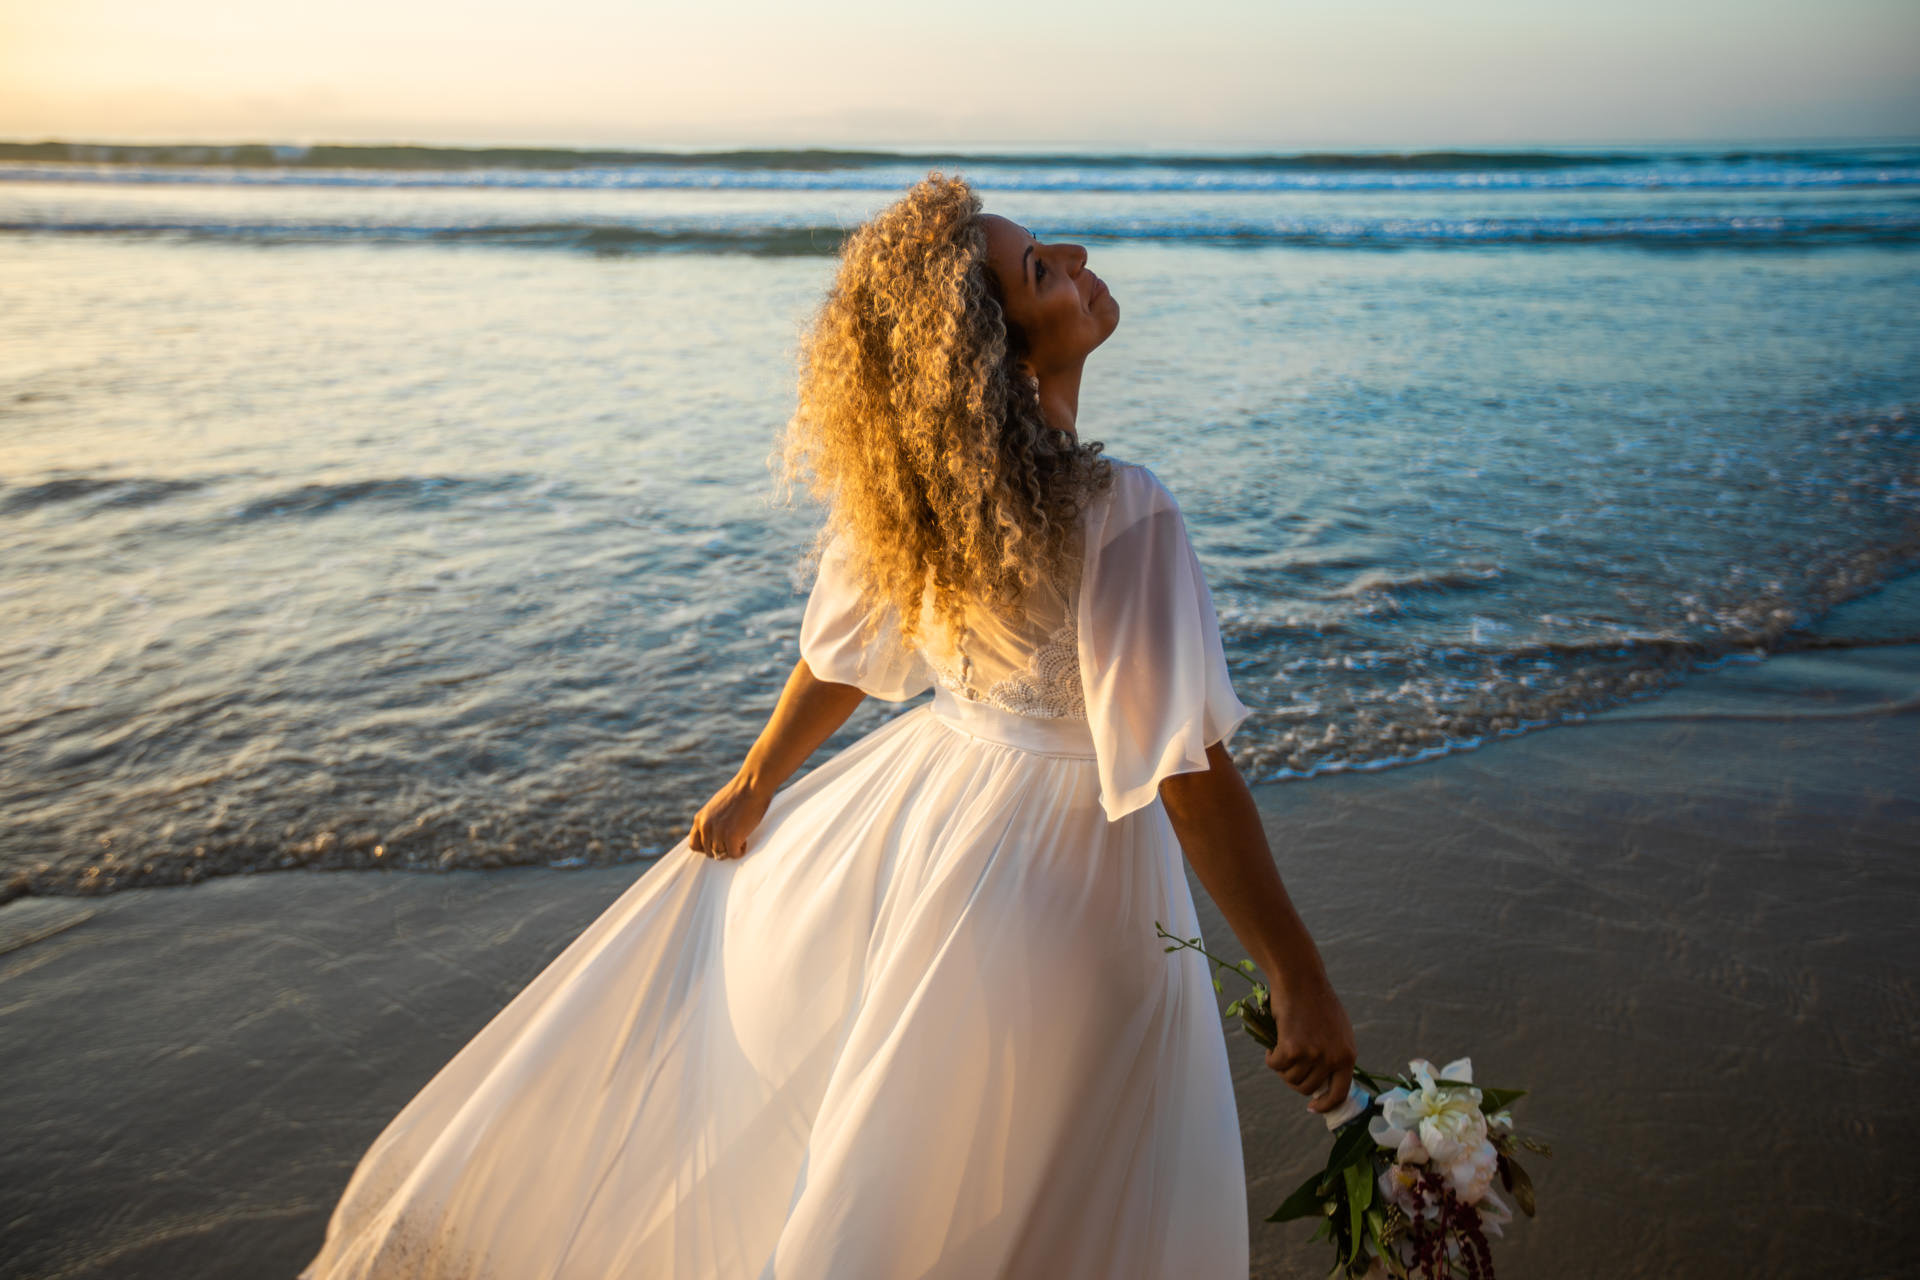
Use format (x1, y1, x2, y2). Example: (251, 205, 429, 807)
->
(1443, 1137, 1499, 1205)
(1369, 1057, 1486, 1168)
(1377, 1161, 1420, 1215)
(1369, 1094, 1422, 1161)
(1395, 1129, 1429, 1166)
(1377, 1161, 1440, 1221)
(1477, 1190, 1514, 1239)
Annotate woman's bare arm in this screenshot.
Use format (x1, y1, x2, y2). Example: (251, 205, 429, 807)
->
(1160, 742, 1357, 1111)
(740, 658, 869, 795)
(688, 658, 866, 859)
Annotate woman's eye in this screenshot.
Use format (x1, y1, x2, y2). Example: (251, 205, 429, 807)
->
(1035, 260, 1047, 282)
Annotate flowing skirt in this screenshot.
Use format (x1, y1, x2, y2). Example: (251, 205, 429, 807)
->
(299, 686, 1249, 1279)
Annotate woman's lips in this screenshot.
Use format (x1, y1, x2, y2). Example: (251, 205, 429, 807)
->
(1090, 276, 1109, 301)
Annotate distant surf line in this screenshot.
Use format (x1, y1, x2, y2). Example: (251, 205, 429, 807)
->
(4, 216, 1917, 253)
(3, 139, 1918, 174)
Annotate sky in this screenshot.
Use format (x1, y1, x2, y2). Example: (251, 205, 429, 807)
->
(2, 0, 1917, 150)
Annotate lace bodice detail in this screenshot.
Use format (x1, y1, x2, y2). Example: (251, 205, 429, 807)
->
(922, 620, 1087, 721)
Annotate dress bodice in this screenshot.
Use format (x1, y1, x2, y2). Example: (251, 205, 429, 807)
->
(798, 458, 1252, 823)
(913, 571, 1088, 722)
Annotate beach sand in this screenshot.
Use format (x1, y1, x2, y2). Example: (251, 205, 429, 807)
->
(3, 581, 1914, 1279)
(1235, 641, 1917, 1276)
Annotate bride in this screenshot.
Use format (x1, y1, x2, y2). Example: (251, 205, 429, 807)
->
(300, 173, 1355, 1279)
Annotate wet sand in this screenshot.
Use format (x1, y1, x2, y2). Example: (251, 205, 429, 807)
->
(1237, 636, 1918, 1280)
(3, 585, 1914, 1279)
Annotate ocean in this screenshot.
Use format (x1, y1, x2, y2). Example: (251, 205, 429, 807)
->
(2, 141, 1916, 897)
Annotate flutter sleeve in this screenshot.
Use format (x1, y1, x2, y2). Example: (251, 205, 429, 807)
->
(798, 533, 934, 702)
(1076, 464, 1253, 823)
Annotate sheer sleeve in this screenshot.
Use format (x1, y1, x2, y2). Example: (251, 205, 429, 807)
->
(1076, 464, 1253, 823)
(798, 533, 934, 702)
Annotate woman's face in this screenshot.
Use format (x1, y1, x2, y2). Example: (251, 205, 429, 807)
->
(980, 214, 1119, 379)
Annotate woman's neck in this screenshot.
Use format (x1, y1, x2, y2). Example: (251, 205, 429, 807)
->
(1035, 362, 1084, 440)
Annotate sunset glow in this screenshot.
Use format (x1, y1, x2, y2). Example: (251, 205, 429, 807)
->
(2, 0, 1916, 147)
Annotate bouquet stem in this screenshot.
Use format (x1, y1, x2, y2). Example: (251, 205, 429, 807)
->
(1157, 921, 1375, 1071)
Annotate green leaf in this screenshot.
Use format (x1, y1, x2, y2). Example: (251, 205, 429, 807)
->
(1362, 1206, 1389, 1273)
(1502, 1155, 1537, 1217)
(1240, 959, 1256, 972)
(1349, 1159, 1374, 1208)
(1478, 1085, 1528, 1111)
(1212, 977, 1223, 992)
(1341, 1160, 1373, 1267)
(1267, 1171, 1330, 1223)
(1326, 1115, 1378, 1174)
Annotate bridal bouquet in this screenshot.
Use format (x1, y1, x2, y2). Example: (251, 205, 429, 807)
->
(1157, 924, 1550, 1279)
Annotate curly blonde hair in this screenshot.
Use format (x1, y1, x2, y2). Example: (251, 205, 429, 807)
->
(773, 171, 1115, 659)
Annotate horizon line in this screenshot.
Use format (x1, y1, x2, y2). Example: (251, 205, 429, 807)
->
(5, 133, 1918, 158)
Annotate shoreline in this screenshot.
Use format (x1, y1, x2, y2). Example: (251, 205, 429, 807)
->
(2, 592, 1915, 1277)
(7, 571, 1912, 909)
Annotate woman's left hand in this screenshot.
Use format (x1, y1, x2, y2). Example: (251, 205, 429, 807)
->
(688, 772, 772, 860)
(1266, 966, 1357, 1114)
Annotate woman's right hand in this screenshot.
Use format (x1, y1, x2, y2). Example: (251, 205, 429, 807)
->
(688, 772, 771, 860)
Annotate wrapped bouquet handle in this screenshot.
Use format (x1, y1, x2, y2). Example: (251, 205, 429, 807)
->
(1317, 1082, 1371, 1131)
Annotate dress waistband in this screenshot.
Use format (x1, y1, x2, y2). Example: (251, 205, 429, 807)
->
(928, 684, 1098, 759)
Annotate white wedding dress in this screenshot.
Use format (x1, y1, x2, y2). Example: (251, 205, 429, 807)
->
(299, 459, 1255, 1279)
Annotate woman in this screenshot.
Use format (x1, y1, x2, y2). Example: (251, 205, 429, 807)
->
(300, 173, 1355, 1280)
